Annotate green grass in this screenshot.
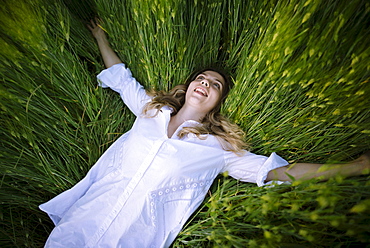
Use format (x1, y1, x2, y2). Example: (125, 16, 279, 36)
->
(1, 0, 369, 247)
(173, 175, 370, 247)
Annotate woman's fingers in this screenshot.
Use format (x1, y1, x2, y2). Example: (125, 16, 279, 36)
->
(87, 18, 107, 41)
(94, 17, 102, 24)
(88, 19, 97, 29)
(90, 19, 96, 27)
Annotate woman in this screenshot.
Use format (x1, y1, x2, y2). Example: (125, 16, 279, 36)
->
(39, 20, 369, 248)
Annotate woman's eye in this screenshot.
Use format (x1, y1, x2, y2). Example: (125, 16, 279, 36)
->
(197, 76, 204, 80)
(213, 83, 220, 89)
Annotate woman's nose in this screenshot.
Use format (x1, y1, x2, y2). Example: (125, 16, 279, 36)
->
(201, 80, 209, 87)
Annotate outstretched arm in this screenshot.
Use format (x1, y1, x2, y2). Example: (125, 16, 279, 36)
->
(266, 151, 370, 183)
(88, 18, 122, 68)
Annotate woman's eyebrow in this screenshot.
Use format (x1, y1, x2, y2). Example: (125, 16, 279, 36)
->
(214, 79, 222, 84)
(202, 73, 224, 86)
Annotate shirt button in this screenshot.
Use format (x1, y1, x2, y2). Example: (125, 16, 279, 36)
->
(193, 183, 197, 187)
(186, 184, 190, 188)
(172, 187, 177, 191)
(165, 189, 170, 193)
(158, 191, 163, 195)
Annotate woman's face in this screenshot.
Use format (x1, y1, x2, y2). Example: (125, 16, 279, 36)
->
(185, 70, 226, 114)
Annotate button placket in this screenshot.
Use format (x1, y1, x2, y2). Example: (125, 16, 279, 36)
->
(86, 140, 165, 247)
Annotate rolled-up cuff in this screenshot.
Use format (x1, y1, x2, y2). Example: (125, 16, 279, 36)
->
(97, 63, 131, 90)
(256, 152, 289, 187)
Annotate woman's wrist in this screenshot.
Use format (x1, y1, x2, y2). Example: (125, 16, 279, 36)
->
(95, 35, 108, 44)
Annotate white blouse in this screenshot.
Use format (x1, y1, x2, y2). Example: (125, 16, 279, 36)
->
(40, 63, 288, 248)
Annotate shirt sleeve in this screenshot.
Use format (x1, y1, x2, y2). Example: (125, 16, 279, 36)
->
(97, 63, 152, 116)
(222, 151, 289, 187)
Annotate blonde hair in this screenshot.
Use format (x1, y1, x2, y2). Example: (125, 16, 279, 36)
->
(142, 68, 249, 154)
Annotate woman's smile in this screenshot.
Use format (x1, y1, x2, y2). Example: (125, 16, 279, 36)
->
(194, 86, 208, 97)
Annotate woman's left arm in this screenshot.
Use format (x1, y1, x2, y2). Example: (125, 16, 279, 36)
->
(88, 18, 122, 68)
(266, 152, 370, 182)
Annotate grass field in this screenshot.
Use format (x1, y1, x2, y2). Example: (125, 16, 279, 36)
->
(1, 0, 369, 247)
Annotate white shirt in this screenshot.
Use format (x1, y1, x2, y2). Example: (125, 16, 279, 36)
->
(39, 64, 288, 248)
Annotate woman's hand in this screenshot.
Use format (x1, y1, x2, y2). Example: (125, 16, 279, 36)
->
(87, 17, 122, 68)
(88, 18, 107, 41)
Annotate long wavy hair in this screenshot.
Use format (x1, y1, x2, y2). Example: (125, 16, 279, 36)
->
(142, 67, 249, 154)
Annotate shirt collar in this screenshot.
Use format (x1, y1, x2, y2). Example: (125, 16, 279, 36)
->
(181, 119, 201, 127)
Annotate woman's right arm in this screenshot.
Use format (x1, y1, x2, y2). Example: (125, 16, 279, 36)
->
(88, 19, 122, 68)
